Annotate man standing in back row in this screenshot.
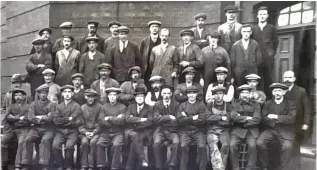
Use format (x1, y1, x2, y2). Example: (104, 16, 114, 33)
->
(192, 13, 211, 49)
(79, 21, 105, 54)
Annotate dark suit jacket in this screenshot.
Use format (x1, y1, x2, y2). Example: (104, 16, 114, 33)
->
(174, 82, 204, 103)
(52, 37, 79, 54)
(125, 103, 153, 131)
(30, 41, 54, 55)
(153, 99, 180, 132)
(191, 27, 211, 49)
(79, 34, 105, 55)
(140, 35, 161, 72)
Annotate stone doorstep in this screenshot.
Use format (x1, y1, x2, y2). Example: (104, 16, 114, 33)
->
(301, 145, 316, 159)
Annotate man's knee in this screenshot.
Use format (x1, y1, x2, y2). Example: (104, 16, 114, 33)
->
(282, 141, 293, 152)
(129, 131, 139, 141)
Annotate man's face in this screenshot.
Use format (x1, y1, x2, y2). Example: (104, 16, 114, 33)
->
(135, 94, 145, 105)
(152, 81, 162, 92)
(160, 30, 169, 44)
(196, 18, 205, 28)
(61, 28, 71, 35)
(161, 88, 172, 101)
(257, 9, 269, 23)
(85, 95, 96, 105)
(44, 74, 54, 83)
(185, 73, 194, 83)
(149, 24, 159, 34)
(88, 41, 98, 51)
(240, 90, 250, 101)
(241, 27, 252, 40)
(130, 71, 140, 82)
(62, 89, 73, 100)
(119, 32, 128, 41)
(63, 38, 72, 49)
(182, 35, 192, 44)
(99, 68, 110, 79)
(187, 91, 197, 102)
(110, 25, 119, 35)
(283, 71, 296, 86)
(247, 80, 259, 89)
(39, 91, 48, 101)
(34, 44, 43, 52)
(72, 77, 83, 88)
(214, 91, 224, 102)
(210, 37, 219, 46)
(88, 24, 97, 35)
(108, 92, 118, 103)
(11, 82, 21, 89)
(272, 88, 285, 100)
(226, 11, 236, 21)
(216, 73, 227, 82)
(14, 92, 24, 103)
(41, 31, 50, 40)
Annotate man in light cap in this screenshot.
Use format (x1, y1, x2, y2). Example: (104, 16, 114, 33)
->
(108, 26, 143, 83)
(34, 69, 61, 103)
(140, 20, 162, 85)
(103, 21, 121, 58)
(125, 87, 152, 170)
(192, 13, 212, 49)
(149, 28, 179, 87)
(175, 67, 203, 103)
(79, 20, 105, 54)
(30, 28, 54, 56)
(53, 22, 79, 54)
(245, 74, 266, 104)
(177, 85, 207, 170)
(97, 87, 125, 170)
(52, 85, 82, 170)
(206, 67, 234, 103)
(119, 66, 147, 106)
(145, 75, 164, 106)
(22, 85, 57, 170)
(91, 63, 120, 104)
(177, 29, 204, 84)
(257, 83, 298, 170)
(229, 84, 261, 170)
(78, 89, 103, 170)
(218, 5, 242, 53)
(71, 73, 86, 106)
(79, 36, 106, 88)
(26, 37, 53, 99)
(206, 86, 231, 170)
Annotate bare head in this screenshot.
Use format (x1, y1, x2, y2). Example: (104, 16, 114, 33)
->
(283, 70, 296, 86)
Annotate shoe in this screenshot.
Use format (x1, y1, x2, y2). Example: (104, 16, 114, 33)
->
(14, 168, 21, 170)
(66, 168, 72, 170)
(141, 160, 148, 167)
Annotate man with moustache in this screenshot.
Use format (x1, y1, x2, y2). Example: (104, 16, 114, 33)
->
(230, 24, 263, 88)
(192, 13, 212, 49)
(53, 22, 79, 55)
(152, 85, 180, 170)
(218, 5, 242, 54)
(78, 89, 103, 170)
(97, 87, 125, 170)
(145, 76, 164, 106)
(149, 28, 179, 87)
(257, 83, 297, 170)
(91, 63, 120, 104)
(140, 21, 162, 85)
(79, 37, 106, 88)
(229, 84, 261, 170)
(79, 21, 105, 54)
(52, 85, 82, 170)
(245, 74, 266, 104)
(119, 66, 147, 106)
(177, 85, 207, 170)
(104, 21, 121, 58)
(34, 69, 60, 103)
(71, 73, 86, 106)
(55, 34, 81, 86)
(252, 6, 279, 97)
(30, 28, 54, 56)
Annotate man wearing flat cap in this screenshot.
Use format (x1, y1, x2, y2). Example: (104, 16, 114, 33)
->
(145, 75, 164, 106)
(53, 22, 79, 55)
(22, 85, 57, 170)
(79, 36, 106, 88)
(52, 85, 81, 170)
(245, 74, 266, 104)
(125, 87, 153, 169)
(55, 34, 81, 86)
(177, 29, 204, 84)
(71, 73, 85, 106)
(26, 37, 53, 99)
(206, 67, 234, 103)
(118, 66, 147, 106)
(79, 21, 105, 54)
(175, 67, 203, 103)
(91, 63, 120, 104)
(103, 21, 121, 58)
(229, 84, 261, 170)
(177, 85, 207, 170)
(30, 28, 54, 56)
(192, 13, 212, 49)
(78, 89, 103, 170)
(218, 5, 242, 54)
(96, 87, 125, 170)
(152, 85, 180, 170)
(140, 20, 162, 85)
(206, 86, 231, 170)
(108, 26, 143, 83)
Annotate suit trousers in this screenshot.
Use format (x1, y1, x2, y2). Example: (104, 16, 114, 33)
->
(153, 129, 180, 168)
(179, 131, 207, 170)
(207, 130, 230, 170)
(79, 135, 99, 168)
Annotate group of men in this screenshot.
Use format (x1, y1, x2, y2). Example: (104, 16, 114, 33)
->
(1, 4, 313, 170)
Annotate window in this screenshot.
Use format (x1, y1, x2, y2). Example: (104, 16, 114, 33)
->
(277, 2, 315, 26)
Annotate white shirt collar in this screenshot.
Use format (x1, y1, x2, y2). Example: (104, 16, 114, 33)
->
(155, 91, 160, 98)
(137, 104, 144, 112)
(242, 39, 250, 49)
(184, 42, 191, 48)
(163, 100, 171, 107)
(119, 40, 128, 52)
(88, 51, 96, 60)
(258, 22, 267, 30)
(288, 84, 294, 91)
(186, 82, 193, 87)
(64, 100, 71, 106)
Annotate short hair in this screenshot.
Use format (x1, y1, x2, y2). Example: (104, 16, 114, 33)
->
(160, 28, 170, 36)
(241, 24, 252, 29)
(257, 6, 268, 13)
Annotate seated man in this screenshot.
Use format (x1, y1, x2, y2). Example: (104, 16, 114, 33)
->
(206, 86, 231, 170)
(257, 83, 298, 170)
(229, 84, 261, 170)
(245, 74, 266, 104)
(177, 86, 207, 170)
(97, 87, 125, 170)
(125, 87, 152, 170)
(152, 85, 180, 170)
(34, 69, 61, 103)
(71, 73, 86, 106)
(78, 89, 103, 170)
(145, 76, 164, 106)
(52, 85, 82, 170)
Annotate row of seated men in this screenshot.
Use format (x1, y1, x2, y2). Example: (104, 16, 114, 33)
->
(2, 65, 308, 170)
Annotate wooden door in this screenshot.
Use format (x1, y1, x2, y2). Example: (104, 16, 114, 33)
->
(274, 34, 294, 82)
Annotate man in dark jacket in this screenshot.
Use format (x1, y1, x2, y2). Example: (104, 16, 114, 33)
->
(52, 22, 79, 54)
(191, 13, 211, 49)
(30, 28, 54, 56)
(71, 73, 86, 106)
(177, 85, 207, 170)
(104, 21, 121, 58)
(152, 85, 180, 170)
(79, 21, 105, 54)
(229, 84, 261, 170)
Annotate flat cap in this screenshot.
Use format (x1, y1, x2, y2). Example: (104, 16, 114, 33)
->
(180, 29, 194, 37)
(98, 63, 112, 70)
(42, 69, 55, 75)
(85, 36, 99, 42)
(36, 84, 49, 92)
(210, 31, 221, 39)
(71, 73, 84, 80)
(32, 37, 45, 45)
(185, 85, 199, 93)
(215, 67, 228, 73)
(128, 66, 141, 75)
(149, 75, 163, 82)
(270, 83, 288, 90)
(160, 84, 174, 92)
(211, 86, 226, 93)
(85, 89, 98, 96)
(108, 21, 121, 28)
(12, 88, 26, 95)
(63, 34, 74, 41)
(148, 20, 162, 27)
(117, 26, 130, 33)
(224, 5, 239, 13)
(105, 87, 122, 94)
(60, 22, 73, 28)
(87, 20, 99, 27)
(237, 84, 252, 92)
(134, 87, 147, 96)
(182, 67, 196, 74)
(11, 74, 23, 83)
(39, 28, 52, 36)
(194, 13, 207, 20)
(245, 74, 261, 80)
(60, 85, 75, 92)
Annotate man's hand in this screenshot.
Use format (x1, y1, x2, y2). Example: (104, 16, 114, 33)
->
(180, 61, 190, 67)
(36, 116, 43, 120)
(268, 114, 278, 119)
(302, 124, 309, 130)
(246, 116, 252, 120)
(171, 72, 177, 78)
(19, 116, 24, 120)
(140, 118, 147, 122)
(104, 116, 110, 121)
(69, 117, 73, 121)
(169, 115, 176, 120)
(117, 114, 123, 118)
(37, 64, 45, 68)
(181, 112, 187, 117)
(193, 115, 199, 120)
(85, 132, 93, 138)
(130, 115, 133, 117)
(222, 116, 227, 121)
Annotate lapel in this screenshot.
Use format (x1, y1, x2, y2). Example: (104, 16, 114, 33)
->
(193, 27, 200, 38)
(96, 80, 101, 93)
(61, 48, 74, 63)
(239, 40, 250, 55)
